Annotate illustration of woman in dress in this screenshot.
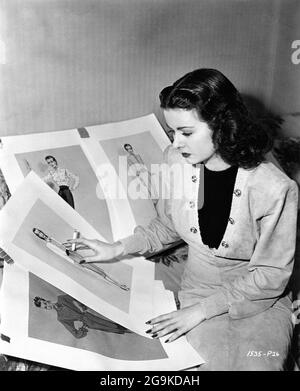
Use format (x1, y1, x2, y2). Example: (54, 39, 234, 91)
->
(123, 144, 158, 203)
(0, 168, 11, 210)
(43, 155, 79, 209)
(34, 295, 131, 338)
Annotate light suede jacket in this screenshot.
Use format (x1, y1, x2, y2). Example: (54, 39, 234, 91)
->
(121, 146, 299, 320)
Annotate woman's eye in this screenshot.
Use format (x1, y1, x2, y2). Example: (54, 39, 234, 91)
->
(182, 132, 192, 137)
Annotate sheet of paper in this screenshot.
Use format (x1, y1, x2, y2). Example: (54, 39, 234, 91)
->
(0, 114, 171, 241)
(147, 280, 205, 370)
(0, 172, 156, 335)
(82, 114, 171, 237)
(0, 263, 203, 371)
(0, 128, 114, 242)
(0, 115, 204, 370)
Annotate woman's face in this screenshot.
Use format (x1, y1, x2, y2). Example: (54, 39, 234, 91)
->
(46, 157, 57, 169)
(124, 145, 133, 154)
(163, 109, 217, 166)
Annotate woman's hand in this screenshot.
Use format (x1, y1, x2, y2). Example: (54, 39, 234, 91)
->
(146, 303, 206, 343)
(64, 238, 125, 263)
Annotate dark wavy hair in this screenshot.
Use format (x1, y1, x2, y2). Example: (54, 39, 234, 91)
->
(159, 68, 273, 168)
(33, 296, 44, 307)
(123, 143, 133, 150)
(45, 155, 57, 164)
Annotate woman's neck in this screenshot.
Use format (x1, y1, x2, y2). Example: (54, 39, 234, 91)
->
(204, 154, 231, 171)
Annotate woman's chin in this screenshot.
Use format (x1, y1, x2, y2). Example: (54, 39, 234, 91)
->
(184, 155, 200, 164)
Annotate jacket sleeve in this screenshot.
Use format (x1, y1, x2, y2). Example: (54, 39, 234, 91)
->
(59, 318, 88, 338)
(120, 147, 181, 254)
(201, 181, 299, 320)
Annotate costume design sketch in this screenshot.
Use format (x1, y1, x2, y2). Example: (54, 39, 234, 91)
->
(33, 294, 131, 338)
(0, 168, 11, 210)
(0, 134, 113, 242)
(124, 143, 158, 203)
(43, 155, 79, 208)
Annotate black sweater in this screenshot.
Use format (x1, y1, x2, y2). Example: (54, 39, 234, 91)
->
(198, 164, 238, 249)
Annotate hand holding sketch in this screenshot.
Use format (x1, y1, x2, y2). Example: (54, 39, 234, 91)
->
(0, 114, 204, 370)
(64, 237, 125, 263)
(33, 228, 129, 291)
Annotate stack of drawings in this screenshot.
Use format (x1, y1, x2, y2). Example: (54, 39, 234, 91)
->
(0, 115, 204, 370)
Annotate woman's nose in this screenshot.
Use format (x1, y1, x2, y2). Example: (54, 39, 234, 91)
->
(172, 132, 184, 149)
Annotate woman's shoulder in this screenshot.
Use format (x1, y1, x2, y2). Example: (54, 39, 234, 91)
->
(247, 161, 298, 197)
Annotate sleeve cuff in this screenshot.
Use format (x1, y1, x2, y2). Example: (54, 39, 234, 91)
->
(200, 290, 229, 320)
(119, 234, 149, 255)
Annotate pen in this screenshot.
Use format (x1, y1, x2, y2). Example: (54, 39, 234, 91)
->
(71, 230, 80, 251)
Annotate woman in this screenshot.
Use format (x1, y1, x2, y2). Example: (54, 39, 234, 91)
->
(0, 169, 11, 210)
(34, 295, 130, 338)
(123, 143, 158, 202)
(66, 69, 298, 370)
(43, 155, 79, 209)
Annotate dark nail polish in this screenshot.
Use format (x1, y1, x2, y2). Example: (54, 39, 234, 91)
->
(151, 333, 158, 338)
(79, 260, 86, 264)
(165, 339, 169, 343)
(145, 320, 151, 325)
(145, 329, 152, 334)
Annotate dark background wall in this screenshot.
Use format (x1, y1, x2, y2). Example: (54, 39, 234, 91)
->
(0, 0, 299, 136)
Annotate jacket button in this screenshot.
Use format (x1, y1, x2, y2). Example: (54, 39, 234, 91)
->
(190, 227, 198, 234)
(221, 241, 229, 248)
(191, 175, 197, 183)
(228, 217, 235, 224)
(189, 201, 195, 208)
(234, 189, 241, 197)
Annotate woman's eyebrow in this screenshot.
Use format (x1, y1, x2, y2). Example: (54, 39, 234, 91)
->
(177, 126, 194, 130)
(165, 124, 194, 131)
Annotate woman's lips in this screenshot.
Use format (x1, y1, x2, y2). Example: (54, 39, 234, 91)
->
(182, 153, 191, 158)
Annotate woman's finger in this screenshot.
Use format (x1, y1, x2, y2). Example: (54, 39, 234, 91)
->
(165, 327, 188, 343)
(65, 237, 90, 245)
(74, 244, 91, 250)
(146, 311, 176, 325)
(148, 318, 177, 335)
(81, 254, 105, 263)
(69, 238, 103, 252)
(63, 243, 90, 250)
(153, 324, 179, 339)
